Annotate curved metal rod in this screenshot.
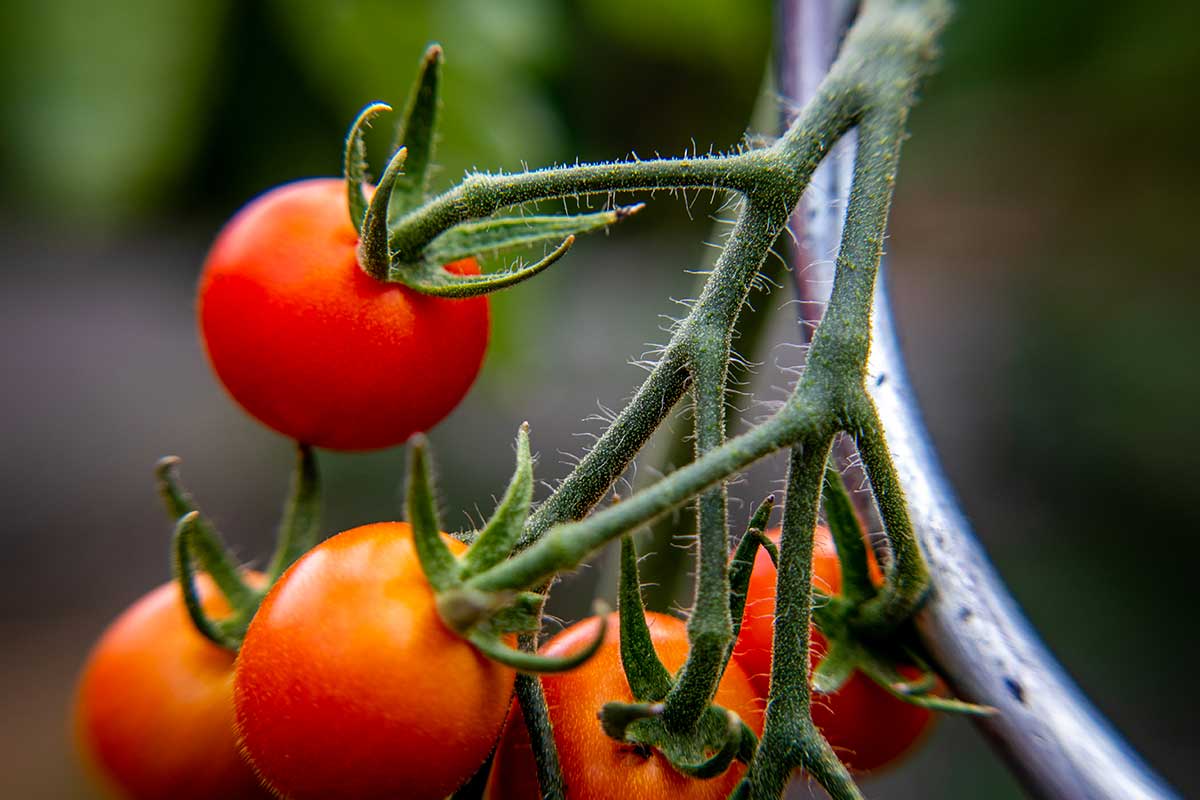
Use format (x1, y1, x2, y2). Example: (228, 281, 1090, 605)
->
(868, 275, 1177, 800)
(779, 1, 1178, 797)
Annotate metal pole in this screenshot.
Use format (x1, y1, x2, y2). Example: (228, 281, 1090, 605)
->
(777, 1, 1178, 797)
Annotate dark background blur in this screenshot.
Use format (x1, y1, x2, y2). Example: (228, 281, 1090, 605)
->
(2, 1, 1197, 797)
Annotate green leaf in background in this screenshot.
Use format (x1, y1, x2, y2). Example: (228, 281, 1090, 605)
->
(265, 0, 568, 186)
(0, 0, 228, 225)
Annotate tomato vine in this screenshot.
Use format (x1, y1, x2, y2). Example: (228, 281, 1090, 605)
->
(76, 0, 1182, 798)
(376, 1, 955, 796)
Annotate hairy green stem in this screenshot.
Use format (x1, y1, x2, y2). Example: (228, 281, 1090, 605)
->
(800, 89, 935, 635)
(264, 444, 320, 583)
(468, 400, 826, 594)
(393, 1, 951, 796)
(744, 438, 862, 800)
(521, 347, 690, 547)
(518, 80, 857, 548)
(389, 156, 764, 261)
(850, 397, 930, 631)
(472, 0, 944, 619)
(769, 440, 828, 721)
(513, 666, 566, 800)
(660, 336, 734, 728)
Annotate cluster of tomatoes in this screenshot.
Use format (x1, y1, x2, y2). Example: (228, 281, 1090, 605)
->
(74, 176, 934, 799)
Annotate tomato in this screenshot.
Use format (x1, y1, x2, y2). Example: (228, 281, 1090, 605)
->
(75, 574, 269, 799)
(233, 522, 516, 800)
(198, 178, 489, 451)
(732, 526, 933, 772)
(485, 611, 765, 800)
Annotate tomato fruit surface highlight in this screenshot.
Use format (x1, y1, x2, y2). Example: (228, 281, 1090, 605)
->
(75, 574, 269, 800)
(732, 526, 934, 772)
(234, 521, 516, 800)
(198, 178, 489, 451)
(486, 611, 765, 800)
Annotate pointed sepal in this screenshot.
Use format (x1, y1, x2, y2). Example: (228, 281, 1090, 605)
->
(389, 43, 444, 219)
(155, 455, 194, 520)
(728, 494, 776, 646)
(811, 638, 858, 695)
(393, 235, 576, 298)
(618, 535, 674, 700)
(423, 205, 644, 265)
(173, 512, 248, 650)
(155, 457, 258, 612)
(344, 102, 392, 232)
(265, 444, 321, 582)
(357, 145, 409, 280)
(406, 436, 460, 593)
(392, 203, 644, 298)
(468, 602, 610, 674)
(461, 422, 534, 578)
(854, 647, 997, 715)
(822, 465, 875, 604)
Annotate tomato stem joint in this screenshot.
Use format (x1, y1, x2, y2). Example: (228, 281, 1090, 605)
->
(405, 429, 610, 674)
(155, 443, 321, 651)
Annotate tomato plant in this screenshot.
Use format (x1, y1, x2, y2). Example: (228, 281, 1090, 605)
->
(485, 611, 764, 800)
(197, 177, 489, 451)
(75, 9, 1161, 795)
(233, 521, 516, 800)
(75, 574, 269, 800)
(733, 526, 933, 772)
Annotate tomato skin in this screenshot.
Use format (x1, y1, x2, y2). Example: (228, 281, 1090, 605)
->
(75, 575, 269, 800)
(198, 178, 489, 451)
(732, 527, 933, 772)
(485, 612, 765, 800)
(233, 522, 516, 800)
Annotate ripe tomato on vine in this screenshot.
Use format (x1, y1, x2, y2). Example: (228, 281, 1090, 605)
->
(198, 178, 489, 451)
(75, 575, 269, 800)
(233, 521, 516, 800)
(486, 611, 764, 800)
(733, 526, 935, 772)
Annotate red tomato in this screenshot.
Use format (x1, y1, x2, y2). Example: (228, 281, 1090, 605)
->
(75, 574, 269, 799)
(234, 522, 516, 800)
(486, 612, 765, 800)
(732, 526, 933, 772)
(198, 178, 489, 451)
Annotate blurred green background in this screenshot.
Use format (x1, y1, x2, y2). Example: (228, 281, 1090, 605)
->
(2, 0, 1197, 797)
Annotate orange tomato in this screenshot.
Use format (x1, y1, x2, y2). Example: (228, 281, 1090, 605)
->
(732, 526, 933, 772)
(75, 574, 269, 799)
(486, 611, 765, 800)
(198, 178, 489, 451)
(233, 522, 515, 800)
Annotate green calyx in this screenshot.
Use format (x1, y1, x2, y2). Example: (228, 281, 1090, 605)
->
(600, 701, 758, 780)
(388, 43, 443, 220)
(344, 101, 391, 234)
(156, 444, 322, 651)
(593, 534, 758, 781)
(407, 427, 608, 674)
(340, 43, 641, 293)
(806, 467, 995, 716)
(810, 618, 997, 717)
(728, 495, 778, 651)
